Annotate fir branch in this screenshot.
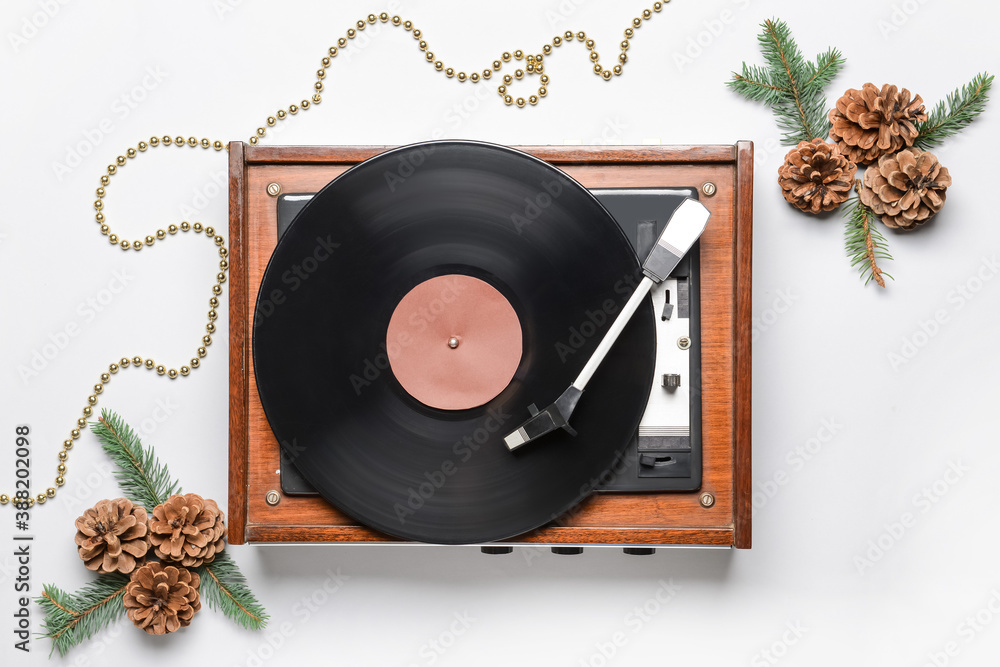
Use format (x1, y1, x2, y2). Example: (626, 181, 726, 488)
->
(197, 552, 269, 630)
(915, 72, 993, 149)
(762, 20, 815, 141)
(844, 194, 893, 288)
(803, 48, 845, 91)
(91, 409, 180, 510)
(38, 410, 267, 656)
(728, 18, 845, 145)
(36, 574, 129, 657)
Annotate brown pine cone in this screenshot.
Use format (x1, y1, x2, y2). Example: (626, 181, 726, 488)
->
(859, 147, 951, 230)
(829, 83, 927, 165)
(149, 493, 226, 567)
(777, 138, 857, 213)
(74, 498, 149, 574)
(124, 562, 201, 635)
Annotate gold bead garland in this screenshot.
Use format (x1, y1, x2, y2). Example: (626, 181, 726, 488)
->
(2, 136, 228, 511)
(1, 3, 669, 511)
(248, 3, 668, 141)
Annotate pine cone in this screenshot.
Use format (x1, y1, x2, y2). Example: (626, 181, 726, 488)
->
(74, 498, 149, 574)
(149, 493, 226, 567)
(777, 138, 857, 213)
(124, 562, 201, 635)
(859, 147, 951, 230)
(829, 83, 927, 165)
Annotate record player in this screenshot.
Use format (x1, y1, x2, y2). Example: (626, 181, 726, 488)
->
(227, 141, 753, 551)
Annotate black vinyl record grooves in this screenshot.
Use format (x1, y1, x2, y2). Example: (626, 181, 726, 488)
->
(253, 140, 655, 544)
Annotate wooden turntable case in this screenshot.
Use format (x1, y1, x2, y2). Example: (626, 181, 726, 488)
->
(227, 142, 753, 548)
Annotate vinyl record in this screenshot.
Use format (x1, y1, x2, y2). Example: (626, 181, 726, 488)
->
(253, 140, 655, 544)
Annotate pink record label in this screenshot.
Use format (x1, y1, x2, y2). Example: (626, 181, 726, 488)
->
(386, 274, 522, 411)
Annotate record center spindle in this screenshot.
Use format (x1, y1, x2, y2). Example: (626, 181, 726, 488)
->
(385, 274, 522, 412)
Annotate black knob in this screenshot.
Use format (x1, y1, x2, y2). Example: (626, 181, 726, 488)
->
(623, 547, 656, 556)
(639, 454, 675, 468)
(481, 546, 513, 555)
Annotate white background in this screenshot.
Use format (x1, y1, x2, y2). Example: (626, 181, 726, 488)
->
(2, 0, 999, 665)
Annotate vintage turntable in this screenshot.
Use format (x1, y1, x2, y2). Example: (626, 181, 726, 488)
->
(228, 141, 752, 551)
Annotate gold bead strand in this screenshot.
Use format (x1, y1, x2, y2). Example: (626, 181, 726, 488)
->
(4, 6, 680, 510)
(494, 46, 547, 108)
(1, 136, 232, 510)
(253, 3, 671, 130)
(259, 6, 697, 133)
(98, 135, 225, 251)
(252, 12, 421, 144)
(614, 2, 664, 77)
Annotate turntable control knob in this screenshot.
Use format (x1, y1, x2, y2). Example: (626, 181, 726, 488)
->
(661, 373, 681, 390)
(623, 548, 656, 556)
(448, 336, 460, 349)
(639, 453, 675, 468)
(480, 546, 513, 555)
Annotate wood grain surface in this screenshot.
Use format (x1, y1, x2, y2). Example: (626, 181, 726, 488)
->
(228, 143, 753, 547)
